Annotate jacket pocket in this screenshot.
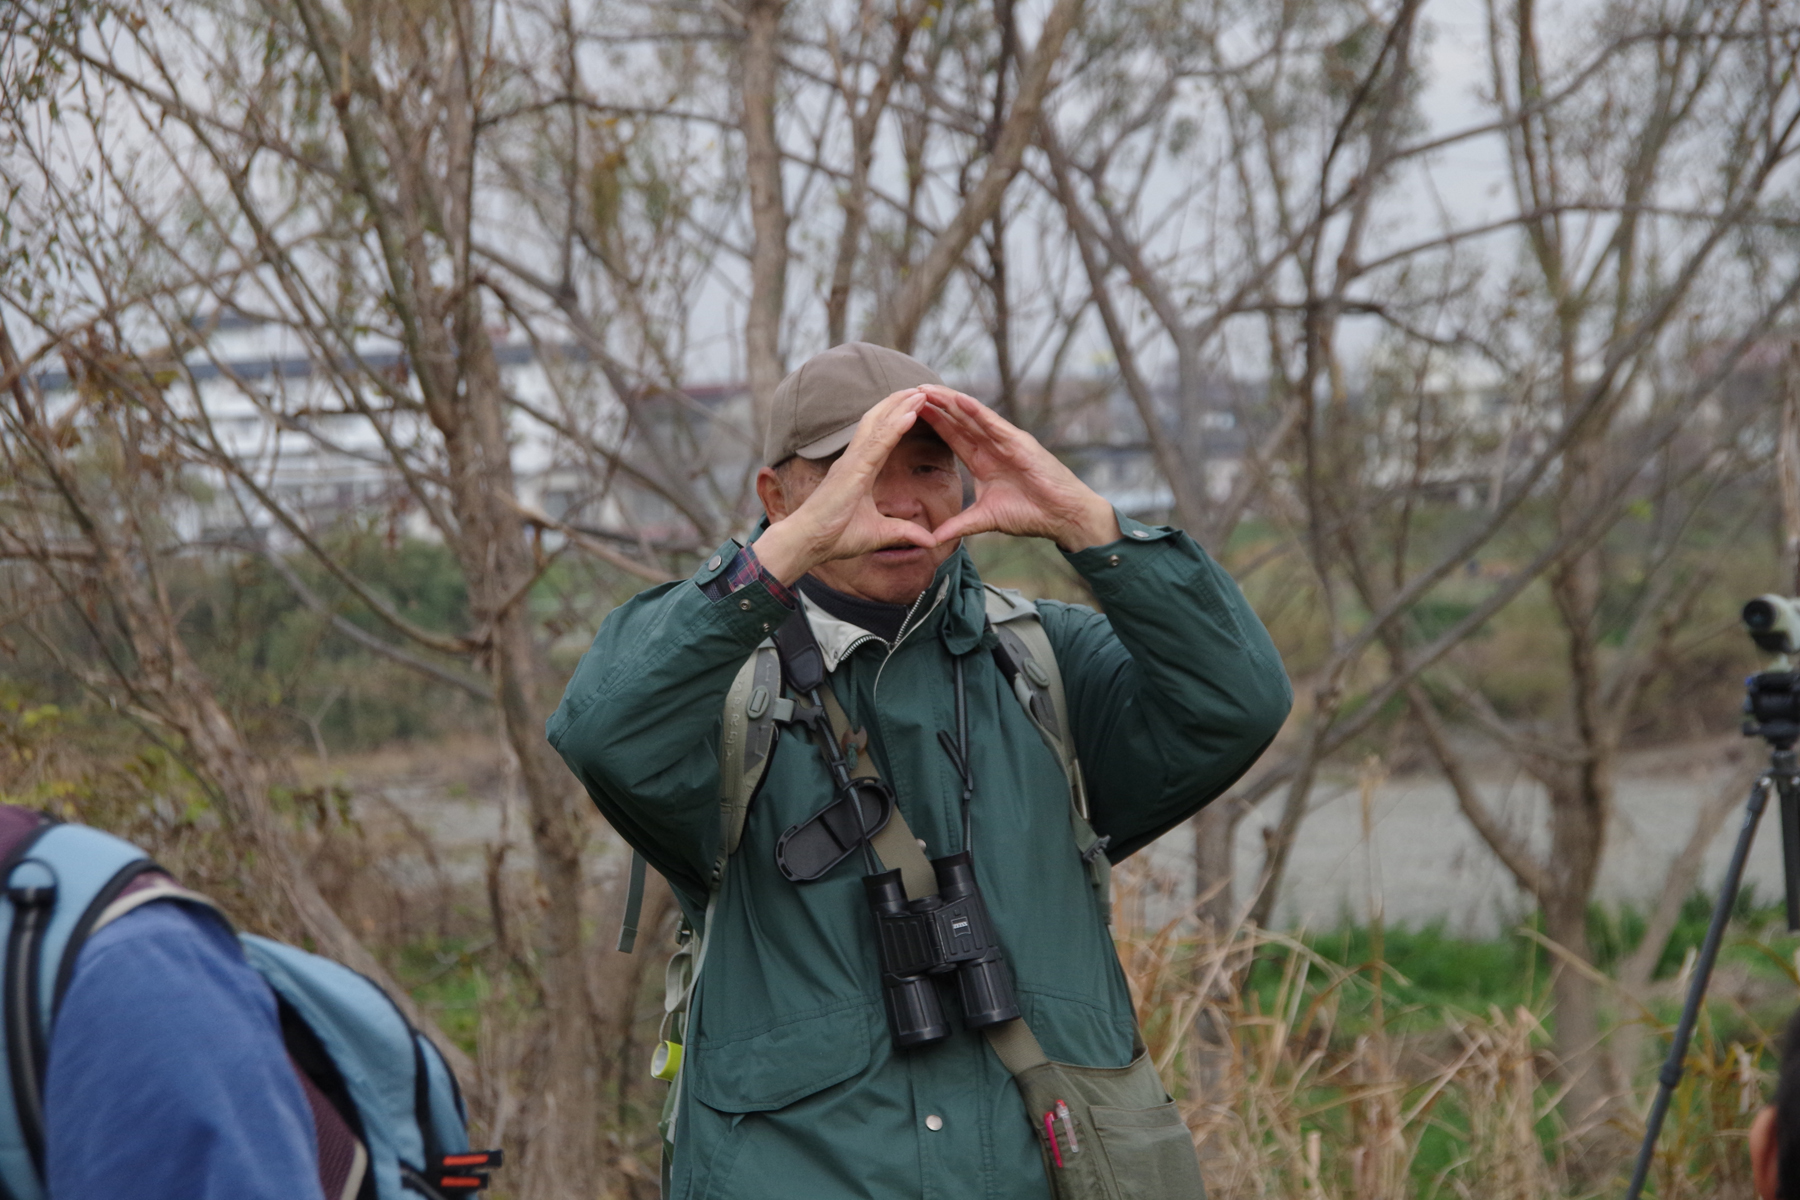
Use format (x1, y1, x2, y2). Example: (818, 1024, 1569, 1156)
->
(686, 1001, 875, 1113)
(1090, 1102, 1207, 1200)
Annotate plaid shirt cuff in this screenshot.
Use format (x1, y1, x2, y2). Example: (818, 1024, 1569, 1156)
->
(703, 543, 797, 608)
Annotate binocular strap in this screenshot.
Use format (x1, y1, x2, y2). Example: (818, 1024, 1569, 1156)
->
(777, 686, 937, 897)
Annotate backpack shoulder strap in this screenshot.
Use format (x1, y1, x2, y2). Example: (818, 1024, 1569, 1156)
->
(617, 638, 786, 954)
(718, 639, 786, 881)
(813, 685, 934, 899)
(640, 639, 790, 1179)
(982, 586, 1113, 925)
(983, 586, 1076, 802)
(85, 877, 220, 941)
(0, 819, 214, 1200)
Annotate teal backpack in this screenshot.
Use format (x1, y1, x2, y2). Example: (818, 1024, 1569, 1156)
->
(0, 806, 501, 1200)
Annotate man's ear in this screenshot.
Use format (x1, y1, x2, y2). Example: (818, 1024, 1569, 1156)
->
(1753, 1104, 1780, 1200)
(755, 466, 788, 523)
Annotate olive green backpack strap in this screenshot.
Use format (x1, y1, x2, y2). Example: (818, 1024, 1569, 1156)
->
(982, 585, 1113, 925)
(715, 640, 787, 887)
(615, 852, 650, 952)
(983, 1015, 1051, 1075)
(616, 640, 786, 954)
(647, 641, 788, 1187)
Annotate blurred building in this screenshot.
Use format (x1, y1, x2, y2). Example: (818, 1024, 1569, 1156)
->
(28, 316, 1281, 549)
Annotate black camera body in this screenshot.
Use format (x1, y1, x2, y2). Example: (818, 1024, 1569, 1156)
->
(1742, 668, 1800, 930)
(864, 851, 1020, 1049)
(1744, 669, 1800, 750)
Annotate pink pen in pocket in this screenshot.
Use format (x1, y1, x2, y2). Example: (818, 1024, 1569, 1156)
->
(1044, 1111, 1064, 1168)
(1056, 1100, 1079, 1153)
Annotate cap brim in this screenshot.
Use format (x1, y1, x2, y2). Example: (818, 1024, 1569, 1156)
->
(794, 423, 858, 460)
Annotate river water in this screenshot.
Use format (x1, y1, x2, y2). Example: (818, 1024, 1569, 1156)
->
(1134, 751, 1780, 937)
(345, 739, 1780, 941)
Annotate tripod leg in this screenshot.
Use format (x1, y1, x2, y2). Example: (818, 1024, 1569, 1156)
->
(1781, 761, 1800, 933)
(1624, 774, 1772, 1200)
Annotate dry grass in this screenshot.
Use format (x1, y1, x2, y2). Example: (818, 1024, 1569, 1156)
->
(1109, 859, 1772, 1200)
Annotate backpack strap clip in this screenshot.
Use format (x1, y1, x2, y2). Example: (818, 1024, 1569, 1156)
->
(615, 852, 649, 953)
(414, 1149, 504, 1197)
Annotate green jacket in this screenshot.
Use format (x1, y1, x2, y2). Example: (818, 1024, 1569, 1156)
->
(548, 514, 1290, 1200)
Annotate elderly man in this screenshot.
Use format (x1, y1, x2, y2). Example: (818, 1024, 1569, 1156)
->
(549, 343, 1290, 1199)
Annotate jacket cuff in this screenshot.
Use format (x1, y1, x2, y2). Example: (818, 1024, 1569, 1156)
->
(1064, 510, 1177, 587)
(697, 541, 797, 609)
(692, 538, 796, 640)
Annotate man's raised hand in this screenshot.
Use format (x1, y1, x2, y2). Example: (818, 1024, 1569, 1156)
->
(918, 387, 1121, 551)
(753, 388, 940, 585)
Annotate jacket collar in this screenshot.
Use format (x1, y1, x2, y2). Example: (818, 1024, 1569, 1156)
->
(940, 548, 989, 657)
(799, 590, 893, 672)
(771, 544, 988, 671)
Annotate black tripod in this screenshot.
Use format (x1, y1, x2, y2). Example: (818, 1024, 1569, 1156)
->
(1624, 669, 1800, 1200)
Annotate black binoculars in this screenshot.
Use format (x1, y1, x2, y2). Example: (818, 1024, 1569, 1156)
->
(864, 851, 1020, 1049)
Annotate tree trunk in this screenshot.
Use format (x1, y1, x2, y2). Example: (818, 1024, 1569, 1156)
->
(741, 0, 789, 428)
(1540, 768, 1624, 1169)
(1782, 343, 1800, 593)
(439, 334, 603, 1197)
(1192, 801, 1241, 935)
(493, 602, 602, 1198)
(592, 872, 674, 1106)
(284, 4, 610, 1177)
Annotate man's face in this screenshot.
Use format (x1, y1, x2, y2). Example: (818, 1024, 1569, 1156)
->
(765, 431, 964, 605)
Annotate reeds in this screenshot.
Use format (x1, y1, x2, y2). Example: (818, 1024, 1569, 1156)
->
(1109, 858, 1772, 1200)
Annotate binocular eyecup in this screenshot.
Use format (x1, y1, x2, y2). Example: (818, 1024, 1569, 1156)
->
(864, 851, 1020, 1050)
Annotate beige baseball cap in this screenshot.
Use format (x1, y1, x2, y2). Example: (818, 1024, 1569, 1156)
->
(762, 342, 943, 466)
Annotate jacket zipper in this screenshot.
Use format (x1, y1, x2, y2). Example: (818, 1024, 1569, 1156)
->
(872, 580, 946, 708)
(859, 583, 951, 861)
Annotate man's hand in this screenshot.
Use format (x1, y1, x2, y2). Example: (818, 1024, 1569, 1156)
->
(919, 387, 1122, 551)
(754, 388, 940, 585)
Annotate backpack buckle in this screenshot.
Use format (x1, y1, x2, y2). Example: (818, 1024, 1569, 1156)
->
(414, 1150, 503, 1196)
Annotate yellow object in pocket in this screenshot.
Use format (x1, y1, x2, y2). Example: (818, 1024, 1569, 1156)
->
(651, 1039, 684, 1082)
